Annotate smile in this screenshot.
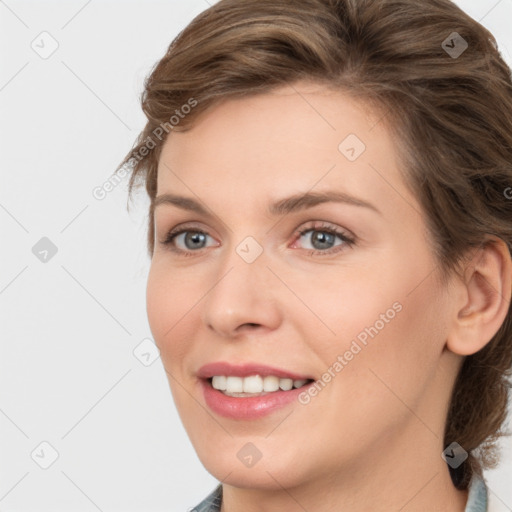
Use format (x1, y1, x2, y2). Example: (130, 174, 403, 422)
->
(200, 376, 315, 419)
(211, 374, 312, 396)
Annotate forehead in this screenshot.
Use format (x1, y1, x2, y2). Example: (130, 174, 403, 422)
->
(155, 82, 418, 220)
(159, 82, 378, 167)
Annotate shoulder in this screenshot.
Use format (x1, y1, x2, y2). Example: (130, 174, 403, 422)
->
(190, 483, 222, 512)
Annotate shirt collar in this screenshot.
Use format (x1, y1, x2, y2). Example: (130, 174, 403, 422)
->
(192, 472, 489, 512)
(464, 471, 488, 512)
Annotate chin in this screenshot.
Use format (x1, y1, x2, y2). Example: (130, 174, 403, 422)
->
(198, 448, 310, 490)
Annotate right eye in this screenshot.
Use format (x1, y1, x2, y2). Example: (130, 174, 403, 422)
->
(161, 227, 219, 255)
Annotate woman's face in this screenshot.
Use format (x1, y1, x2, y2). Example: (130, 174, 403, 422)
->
(147, 81, 461, 490)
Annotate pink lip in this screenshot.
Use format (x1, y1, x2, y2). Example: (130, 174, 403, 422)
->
(196, 362, 315, 420)
(197, 361, 313, 380)
(199, 379, 314, 420)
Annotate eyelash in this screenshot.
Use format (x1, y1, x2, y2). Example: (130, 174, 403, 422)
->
(160, 221, 356, 258)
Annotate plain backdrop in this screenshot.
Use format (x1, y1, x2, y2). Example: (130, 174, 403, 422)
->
(1, 1, 511, 511)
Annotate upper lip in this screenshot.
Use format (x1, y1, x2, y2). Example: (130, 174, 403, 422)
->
(197, 362, 314, 381)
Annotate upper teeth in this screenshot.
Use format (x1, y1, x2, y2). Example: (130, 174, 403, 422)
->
(211, 375, 309, 393)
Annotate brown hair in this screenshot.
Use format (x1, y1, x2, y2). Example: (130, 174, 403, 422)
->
(118, 0, 512, 490)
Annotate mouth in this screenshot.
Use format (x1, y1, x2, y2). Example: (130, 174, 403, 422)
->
(205, 375, 315, 397)
(196, 362, 317, 418)
(199, 374, 316, 419)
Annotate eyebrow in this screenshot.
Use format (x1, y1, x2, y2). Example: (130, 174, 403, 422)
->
(153, 190, 381, 217)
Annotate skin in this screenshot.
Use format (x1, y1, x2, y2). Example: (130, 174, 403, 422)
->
(146, 80, 512, 512)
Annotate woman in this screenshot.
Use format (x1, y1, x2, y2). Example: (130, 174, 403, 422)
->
(118, 0, 512, 510)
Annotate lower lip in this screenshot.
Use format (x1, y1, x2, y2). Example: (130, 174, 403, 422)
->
(200, 379, 312, 420)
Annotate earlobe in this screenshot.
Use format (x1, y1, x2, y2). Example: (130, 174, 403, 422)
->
(446, 236, 512, 356)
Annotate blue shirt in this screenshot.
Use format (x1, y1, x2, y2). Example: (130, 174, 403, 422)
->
(190, 470, 491, 512)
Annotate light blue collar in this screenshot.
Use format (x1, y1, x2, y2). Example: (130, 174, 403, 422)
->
(465, 471, 488, 512)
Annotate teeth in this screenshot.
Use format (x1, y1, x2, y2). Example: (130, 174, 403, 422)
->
(211, 375, 310, 395)
(263, 376, 279, 392)
(279, 378, 293, 391)
(212, 375, 227, 390)
(243, 375, 263, 393)
(226, 376, 243, 392)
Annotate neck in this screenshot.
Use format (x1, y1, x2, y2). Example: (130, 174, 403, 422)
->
(220, 425, 470, 512)
(221, 464, 469, 512)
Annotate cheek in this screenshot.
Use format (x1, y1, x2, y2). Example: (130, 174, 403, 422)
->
(333, 275, 447, 414)
(283, 259, 401, 354)
(146, 263, 201, 363)
(299, 255, 446, 398)
(291, 281, 446, 465)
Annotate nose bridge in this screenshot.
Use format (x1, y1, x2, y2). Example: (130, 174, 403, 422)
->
(200, 235, 281, 336)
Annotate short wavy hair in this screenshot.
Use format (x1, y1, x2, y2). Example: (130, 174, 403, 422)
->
(118, 0, 512, 490)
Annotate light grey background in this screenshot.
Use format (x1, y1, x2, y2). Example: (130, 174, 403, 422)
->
(0, 1, 511, 511)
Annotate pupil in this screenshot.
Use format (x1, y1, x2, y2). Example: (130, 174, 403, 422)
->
(186, 232, 206, 249)
(312, 231, 334, 250)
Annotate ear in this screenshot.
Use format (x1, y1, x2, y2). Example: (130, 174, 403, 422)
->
(446, 236, 512, 356)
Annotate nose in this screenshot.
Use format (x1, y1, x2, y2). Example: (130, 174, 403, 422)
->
(200, 243, 282, 338)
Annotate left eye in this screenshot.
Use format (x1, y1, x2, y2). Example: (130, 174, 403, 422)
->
(294, 227, 354, 253)
(163, 230, 217, 251)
